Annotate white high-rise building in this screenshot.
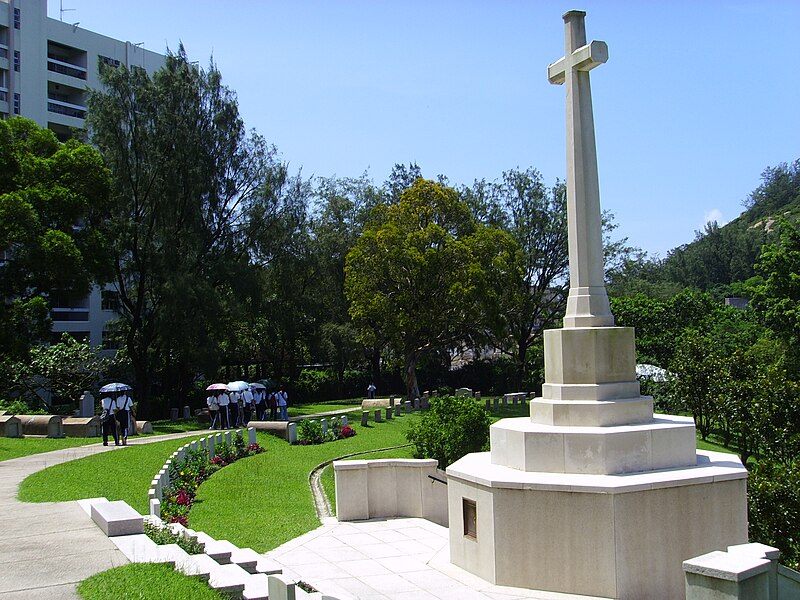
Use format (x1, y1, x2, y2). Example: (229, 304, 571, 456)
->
(1, 0, 165, 350)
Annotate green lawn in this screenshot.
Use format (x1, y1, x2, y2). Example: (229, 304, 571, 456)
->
(189, 415, 421, 552)
(18, 435, 206, 513)
(0, 437, 97, 463)
(77, 563, 226, 600)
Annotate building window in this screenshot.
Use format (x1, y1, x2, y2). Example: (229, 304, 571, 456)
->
(14, 50, 19, 72)
(462, 498, 477, 540)
(13, 8, 20, 30)
(13, 93, 19, 115)
(101, 290, 121, 312)
(99, 55, 121, 68)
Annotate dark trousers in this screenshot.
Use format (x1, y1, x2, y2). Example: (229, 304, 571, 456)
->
(269, 405, 277, 421)
(229, 403, 239, 428)
(102, 417, 118, 445)
(254, 402, 264, 421)
(219, 405, 229, 429)
(243, 405, 252, 424)
(116, 409, 130, 439)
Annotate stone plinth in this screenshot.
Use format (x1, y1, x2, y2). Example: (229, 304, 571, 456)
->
(0, 415, 22, 437)
(18, 414, 64, 438)
(447, 450, 748, 599)
(490, 415, 697, 475)
(361, 398, 391, 410)
(62, 416, 101, 438)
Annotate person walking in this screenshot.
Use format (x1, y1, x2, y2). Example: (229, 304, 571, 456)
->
(267, 390, 278, 421)
(242, 386, 254, 424)
(207, 392, 220, 429)
(367, 383, 376, 399)
(100, 392, 119, 446)
(277, 386, 288, 421)
(217, 389, 230, 429)
(253, 387, 264, 421)
(116, 391, 133, 445)
(229, 390, 241, 427)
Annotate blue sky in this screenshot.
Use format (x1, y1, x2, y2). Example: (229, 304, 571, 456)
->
(48, 1, 800, 257)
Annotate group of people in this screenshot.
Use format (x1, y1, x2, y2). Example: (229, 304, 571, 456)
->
(99, 390, 134, 446)
(206, 386, 288, 429)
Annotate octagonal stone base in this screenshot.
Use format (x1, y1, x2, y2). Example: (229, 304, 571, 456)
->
(447, 450, 748, 600)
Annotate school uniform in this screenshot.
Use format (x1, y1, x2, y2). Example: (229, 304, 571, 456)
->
(217, 392, 230, 429)
(229, 391, 240, 427)
(100, 395, 119, 446)
(207, 394, 220, 429)
(116, 393, 133, 444)
(242, 389, 254, 424)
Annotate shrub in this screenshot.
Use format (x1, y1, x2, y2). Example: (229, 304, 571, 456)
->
(406, 395, 491, 468)
(339, 425, 356, 439)
(748, 460, 800, 570)
(144, 521, 204, 555)
(298, 419, 324, 445)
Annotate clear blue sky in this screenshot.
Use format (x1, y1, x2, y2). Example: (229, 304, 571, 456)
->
(48, 1, 800, 257)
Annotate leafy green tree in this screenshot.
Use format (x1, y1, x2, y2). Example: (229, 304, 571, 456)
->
(461, 169, 568, 390)
(87, 47, 286, 414)
(4, 333, 121, 409)
(345, 179, 517, 399)
(751, 218, 800, 369)
(0, 117, 110, 358)
(406, 395, 491, 467)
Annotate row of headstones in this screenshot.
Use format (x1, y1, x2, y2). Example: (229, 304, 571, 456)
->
(148, 427, 257, 518)
(302, 415, 348, 434)
(454, 388, 533, 408)
(359, 396, 428, 426)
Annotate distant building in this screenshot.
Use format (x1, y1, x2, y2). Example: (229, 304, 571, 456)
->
(1, 0, 166, 350)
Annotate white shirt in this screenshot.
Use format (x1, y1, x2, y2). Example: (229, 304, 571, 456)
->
(277, 391, 287, 407)
(117, 394, 133, 410)
(100, 396, 116, 411)
(217, 392, 230, 406)
(207, 394, 219, 409)
(243, 390, 253, 404)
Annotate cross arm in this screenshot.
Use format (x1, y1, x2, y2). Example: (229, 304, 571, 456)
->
(548, 40, 608, 85)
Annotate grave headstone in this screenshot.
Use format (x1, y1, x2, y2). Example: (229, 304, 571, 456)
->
(340, 415, 348, 427)
(182, 405, 191, 420)
(361, 411, 369, 427)
(374, 409, 383, 423)
(455, 387, 473, 397)
(385, 407, 393, 420)
(286, 422, 297, 444)
(79, 391, 95, 417)
(394, 403, 401, 417)
(320, 418, 328, 434)
(170, 407, 179, 422)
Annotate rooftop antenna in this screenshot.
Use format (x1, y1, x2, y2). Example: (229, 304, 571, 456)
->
(59, 0, 76, 22)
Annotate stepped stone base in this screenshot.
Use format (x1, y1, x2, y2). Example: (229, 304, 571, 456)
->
(490, 415, 697, 475)
(447, 450, 748, 600)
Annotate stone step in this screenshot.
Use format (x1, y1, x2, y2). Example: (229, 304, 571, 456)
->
(208, 562, 250, 595)
(111, 535, 189, 565)
(242, 572, 270, 600)
(255, 556, 283, 576)
(230, 547, 261, 573)
(204, 538, 238, 564)
(91, 500, 144, 537)
(175, 553, 220, 581)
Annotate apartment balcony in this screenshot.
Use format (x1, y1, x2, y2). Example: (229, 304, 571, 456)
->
(47, 57, 87, 80)
(50, 308, 89, 322)
(47, 97, 86, 120)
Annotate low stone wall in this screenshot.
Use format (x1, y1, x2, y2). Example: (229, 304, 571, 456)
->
(17, 415, 64, 438)
(62, 416, 101, 438)
(0, 415, 21, 438)
(334, 458, 448, 527)
(683, 542, 800, 599)
(360, 398, 393, 410)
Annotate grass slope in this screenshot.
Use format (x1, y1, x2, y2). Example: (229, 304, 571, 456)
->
(0, 437, 96, 463)
(18, 436, 206, 513)
(188, 416, 419, 552)
(77, 563, 226, 600)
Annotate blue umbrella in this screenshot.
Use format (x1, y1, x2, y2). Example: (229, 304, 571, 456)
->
(99, 382, 131, 393)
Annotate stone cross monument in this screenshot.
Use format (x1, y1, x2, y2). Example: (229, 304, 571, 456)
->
(445, 11, 749, 599)
(548, 10, 613, 328)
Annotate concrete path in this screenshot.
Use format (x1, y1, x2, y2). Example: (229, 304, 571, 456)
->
(267, 517, 606, 600)
(0, 431, 208, 599)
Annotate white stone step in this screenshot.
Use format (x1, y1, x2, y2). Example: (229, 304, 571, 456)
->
(195, 531, 216, 545)
(175, 553, 220, 581)
(230, 547, 261, 573)
(208, 562, 250, 595)
(111, 535, 188, 565)
(255, 556, 283, 575)
(204, 538, 238, 564)
(91, 500, 144, 537)
(242, 573, 270, 600)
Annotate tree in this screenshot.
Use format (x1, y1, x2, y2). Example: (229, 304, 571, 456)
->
(751, 218, 800, 369)
(463, 169, 568, 389)
(0, 117, 110, 358)
(345, 178, 517, 399)
(87, 47, 286, 415)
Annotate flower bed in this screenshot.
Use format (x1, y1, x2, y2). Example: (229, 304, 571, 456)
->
(296, 418, 356, 445)
(161, 435, 264, 526)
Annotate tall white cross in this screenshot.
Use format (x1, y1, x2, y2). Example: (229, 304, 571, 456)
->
(548, 10, 614, 328)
